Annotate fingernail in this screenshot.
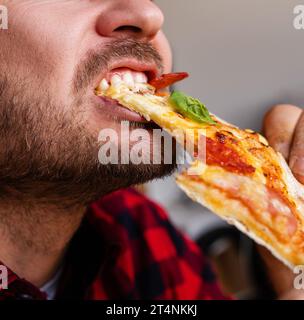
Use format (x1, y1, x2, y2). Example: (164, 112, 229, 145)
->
(290, 156, 304, 177)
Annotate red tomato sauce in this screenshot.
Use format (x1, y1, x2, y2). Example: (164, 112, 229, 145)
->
(206, 137, 256, 174)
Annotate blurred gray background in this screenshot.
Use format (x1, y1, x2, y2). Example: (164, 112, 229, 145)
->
(147, 0, 304, 239)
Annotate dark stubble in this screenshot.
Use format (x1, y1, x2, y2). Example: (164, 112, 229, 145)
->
(0, 39, 176, 208)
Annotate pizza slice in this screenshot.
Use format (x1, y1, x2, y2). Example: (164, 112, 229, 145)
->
(95, 73, 304, 268)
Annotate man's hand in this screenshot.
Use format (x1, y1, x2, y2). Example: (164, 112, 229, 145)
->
(261, 104, 304, 299)
(263, 104, 304, 181)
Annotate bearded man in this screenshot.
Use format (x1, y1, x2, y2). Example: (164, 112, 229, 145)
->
(0, 0, 301, 300)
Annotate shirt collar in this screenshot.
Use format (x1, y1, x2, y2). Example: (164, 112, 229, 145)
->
(0, 264, 47, 300)
(0, 200, 124, 300)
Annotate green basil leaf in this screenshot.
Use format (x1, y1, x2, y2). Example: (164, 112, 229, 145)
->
(169, 91, 216, 125)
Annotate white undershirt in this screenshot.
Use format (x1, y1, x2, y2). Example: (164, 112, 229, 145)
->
(40, 266, 63, 300)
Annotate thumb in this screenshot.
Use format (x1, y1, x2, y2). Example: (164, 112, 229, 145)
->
(289, 110, 304, 184)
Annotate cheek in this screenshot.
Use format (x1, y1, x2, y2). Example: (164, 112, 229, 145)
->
(152, 31, 172, 73)
(5, 4, 81, 103)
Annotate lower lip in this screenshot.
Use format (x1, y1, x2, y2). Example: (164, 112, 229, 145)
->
(96, 96, 148, 123)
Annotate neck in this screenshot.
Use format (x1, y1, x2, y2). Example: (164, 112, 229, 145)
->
(0, 192, 86, 287)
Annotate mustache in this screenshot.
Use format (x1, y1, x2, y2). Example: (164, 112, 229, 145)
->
(73, 39, 164, 94)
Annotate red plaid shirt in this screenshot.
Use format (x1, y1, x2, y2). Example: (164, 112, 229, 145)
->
(0, 188, 228, 300)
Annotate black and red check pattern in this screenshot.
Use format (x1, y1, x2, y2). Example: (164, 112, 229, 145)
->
(0, 188, 229, 300)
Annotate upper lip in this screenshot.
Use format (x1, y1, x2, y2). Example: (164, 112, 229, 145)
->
(95, 58, 161, 88)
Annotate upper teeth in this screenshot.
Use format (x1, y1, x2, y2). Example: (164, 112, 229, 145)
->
(100, 79, 110, 91)
(122, 72, 134, 88)
(97, 71, 148, 92)
(134, 73, 147, 84)
(111, 74, 123, 87)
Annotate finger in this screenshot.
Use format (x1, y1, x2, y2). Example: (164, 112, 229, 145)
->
(263, 104, 302, 160)
(289, 110, 304, 184)
(257, 245, 294, 296)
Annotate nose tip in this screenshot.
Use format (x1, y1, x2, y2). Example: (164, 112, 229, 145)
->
(96, 0, 164, 40)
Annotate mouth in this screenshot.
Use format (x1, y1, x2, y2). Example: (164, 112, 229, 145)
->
(95, 61, 159, 123)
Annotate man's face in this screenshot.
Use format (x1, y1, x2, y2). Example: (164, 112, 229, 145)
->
(0, 0, 174, 203)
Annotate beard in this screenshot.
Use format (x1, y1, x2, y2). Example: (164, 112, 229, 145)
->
(0, 40, 177, 207)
